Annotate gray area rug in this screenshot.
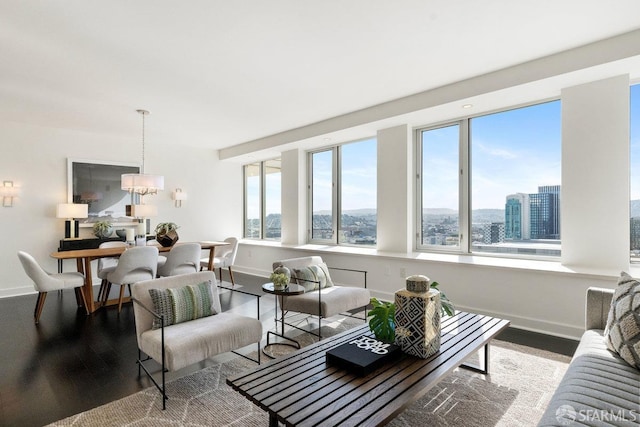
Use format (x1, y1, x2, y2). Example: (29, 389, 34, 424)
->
(49, 315, 570, 427)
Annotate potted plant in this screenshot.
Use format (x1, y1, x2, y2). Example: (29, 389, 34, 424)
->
(270, 266, 291, 289)
(155, 222, 179, 247)
(92, 220, 113, 238)
(368, 281, 454, 342)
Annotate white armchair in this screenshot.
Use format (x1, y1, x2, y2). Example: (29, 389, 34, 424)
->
(272, 256, 370, 338)
(131, 271, 262, 409)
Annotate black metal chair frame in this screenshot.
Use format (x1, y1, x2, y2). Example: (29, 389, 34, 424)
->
(282, 266, 368, 340)
(132, 287, 261, 410)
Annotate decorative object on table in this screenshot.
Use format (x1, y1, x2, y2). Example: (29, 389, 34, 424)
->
(270, 266, 291, 289)
(92, 220, 113, 238)
(115, 229, 127, 239)
(326, 335, 401, 376)
(155, 222, 179, 247)
(368, 298, 396, 342)
(394, 275, 452, 359)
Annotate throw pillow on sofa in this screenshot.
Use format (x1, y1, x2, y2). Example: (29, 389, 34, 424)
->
(149, 280, 217, 329)
(604, 272, 640, 369)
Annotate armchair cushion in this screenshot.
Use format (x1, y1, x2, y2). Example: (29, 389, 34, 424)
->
(292, 263, 334, 291)
(149, 280, 216, 329)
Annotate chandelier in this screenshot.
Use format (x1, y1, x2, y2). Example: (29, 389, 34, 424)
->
(121, 109, 164, 196)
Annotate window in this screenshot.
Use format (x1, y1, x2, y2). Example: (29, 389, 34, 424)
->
(630, 84, 640, 259)
(243, 159, 281, 240)
(417, 124, 462, 249)
(309, 138, 377, 246)
(417, 100, 562, 257)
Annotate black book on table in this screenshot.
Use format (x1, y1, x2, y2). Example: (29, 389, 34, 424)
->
(326, 336, 402, 376)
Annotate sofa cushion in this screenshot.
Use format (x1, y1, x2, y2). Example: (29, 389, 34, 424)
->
(292, 263, 334, 291)
(604, 272, 640, 369)
(148, 280, 216, 329)
(537, 330, 640, 426)
(281, 285, 369, 318)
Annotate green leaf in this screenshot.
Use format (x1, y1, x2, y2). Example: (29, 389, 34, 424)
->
(368, 298, 395, 342)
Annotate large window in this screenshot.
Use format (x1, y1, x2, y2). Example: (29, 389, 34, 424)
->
(244, 159, 281, 240)
(417, 100, 562, 257)
(309, 138, 377, 246)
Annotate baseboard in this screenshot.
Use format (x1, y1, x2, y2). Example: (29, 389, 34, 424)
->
(0, 286, 35, 299)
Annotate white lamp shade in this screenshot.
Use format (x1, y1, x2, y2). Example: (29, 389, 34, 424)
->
(172, 191, 188, 201)
(130, 204, 158, 218)
(57, 203, 88, 219)
(121, 173, 164, 193)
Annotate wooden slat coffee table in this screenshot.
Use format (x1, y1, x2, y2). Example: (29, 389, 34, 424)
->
(227, 311, 510, 427)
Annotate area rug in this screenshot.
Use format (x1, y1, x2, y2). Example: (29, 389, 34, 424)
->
(48, 316, 570, 427)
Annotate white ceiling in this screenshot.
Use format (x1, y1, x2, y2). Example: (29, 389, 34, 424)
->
(2, 1, 640, 157)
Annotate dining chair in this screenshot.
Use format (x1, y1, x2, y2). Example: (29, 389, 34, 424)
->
(96, 241, 127, 302)
(17, 251, 88, 324)
(103, 246, 158, 313)
(200, 237, 238, 286)
(157, 243, 201, 277)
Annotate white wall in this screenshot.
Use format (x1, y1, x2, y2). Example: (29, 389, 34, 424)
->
(561, 75, 630, 271)
(0, 120, 242, 297)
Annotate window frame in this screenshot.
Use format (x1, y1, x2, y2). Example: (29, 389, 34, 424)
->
(243, 158, 281, 241)
(415, 98, 561, 259)
(307, 137, 377, 247)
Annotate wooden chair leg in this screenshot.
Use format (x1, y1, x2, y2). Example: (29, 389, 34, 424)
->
(228, 267, 236, 287)
(117, 285, 126, 313)
(103, 283, 112, 304)
(77, 287, 89, 315)
(34, 292, 43, 318)
(218, 267, 223, 284)
(35, 292, 47, 324)
(97, 279, 108, 302)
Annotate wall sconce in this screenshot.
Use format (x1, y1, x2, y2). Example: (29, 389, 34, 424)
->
(172, 188, 188, 208)
(56, 203, 89, 238)
(1, 181, 18, 207)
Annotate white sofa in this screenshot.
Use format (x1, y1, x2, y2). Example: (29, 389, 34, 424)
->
(131, 271, 262, 409)
(538, 287, 640, 426)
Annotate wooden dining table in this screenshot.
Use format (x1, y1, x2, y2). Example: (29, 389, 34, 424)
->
(50, 240, 229, 313)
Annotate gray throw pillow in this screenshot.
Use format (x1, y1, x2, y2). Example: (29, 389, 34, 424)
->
(604, 272, 640, 369)
(293, 263, 334, 292)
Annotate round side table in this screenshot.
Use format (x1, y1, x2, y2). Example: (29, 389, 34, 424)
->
(262, 282, 305, 358)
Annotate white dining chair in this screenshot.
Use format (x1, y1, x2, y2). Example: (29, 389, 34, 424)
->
(157, 243, 201, 277)
(17, 251, 88, 324)
(96, 241, 127, 302)
(200, 237, 238, 286)
(103, 246, 158, 313)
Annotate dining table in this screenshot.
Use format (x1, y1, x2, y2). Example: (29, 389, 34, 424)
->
(50, 240, 229, 314)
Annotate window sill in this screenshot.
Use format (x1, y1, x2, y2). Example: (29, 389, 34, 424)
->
(239, 239, 627, 280)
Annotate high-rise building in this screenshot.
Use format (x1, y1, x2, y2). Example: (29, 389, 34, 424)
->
(505, 193, 530, 240)
(529, 185, 560, 240)
(482, 222, 505, 244)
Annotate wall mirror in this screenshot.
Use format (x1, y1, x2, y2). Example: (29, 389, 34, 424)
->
(67, 158, 140, 225)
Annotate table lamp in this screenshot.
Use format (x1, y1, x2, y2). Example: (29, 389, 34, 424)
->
(130, 204, 158, 240)
(56, 203, 89, 238)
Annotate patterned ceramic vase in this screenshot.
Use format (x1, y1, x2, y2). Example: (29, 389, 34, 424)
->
(394, 275, 441, 359)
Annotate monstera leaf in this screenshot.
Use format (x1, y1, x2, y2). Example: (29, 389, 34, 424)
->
(368, 298, 396, 342)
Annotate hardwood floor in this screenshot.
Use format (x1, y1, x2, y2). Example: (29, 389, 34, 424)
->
(0, 271, 578, 427)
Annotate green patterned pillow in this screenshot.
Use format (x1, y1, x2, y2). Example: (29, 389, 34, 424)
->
(604, 272, 640, 369)
(148, 281, 216, 329)
(293, 263, 334, 292)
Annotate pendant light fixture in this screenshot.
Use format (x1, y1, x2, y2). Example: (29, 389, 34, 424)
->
(121, 109, 164, 196)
